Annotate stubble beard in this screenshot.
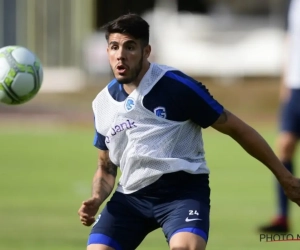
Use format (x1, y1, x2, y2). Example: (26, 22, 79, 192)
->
(114, 55, 144, 85)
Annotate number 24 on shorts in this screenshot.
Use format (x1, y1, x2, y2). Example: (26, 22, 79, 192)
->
(189, 210, 199, 216)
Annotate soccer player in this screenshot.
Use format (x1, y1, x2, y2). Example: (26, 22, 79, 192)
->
(259, 0, 300, 233)
(78, 14, 300, 250)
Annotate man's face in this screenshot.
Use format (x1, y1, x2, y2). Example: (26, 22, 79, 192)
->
(107, 33, 147, 84)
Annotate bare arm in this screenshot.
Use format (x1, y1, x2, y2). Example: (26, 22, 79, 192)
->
(92, 149, 117, 204)
(78, 150, 117, 226)
(211, 109, 293, 185)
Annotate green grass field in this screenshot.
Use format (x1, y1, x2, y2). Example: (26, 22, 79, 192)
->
(1, 123, 300, 250)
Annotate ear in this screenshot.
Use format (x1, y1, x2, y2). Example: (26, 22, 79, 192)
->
(144, 45, 151, 59)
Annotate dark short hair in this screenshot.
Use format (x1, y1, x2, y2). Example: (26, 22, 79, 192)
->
(103, 14, 150, 46)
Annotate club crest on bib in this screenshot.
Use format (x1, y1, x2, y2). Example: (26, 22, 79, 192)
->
(154, 107, 167, 118)
(125, 97, 135, 111)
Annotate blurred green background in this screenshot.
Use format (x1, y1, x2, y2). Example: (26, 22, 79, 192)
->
(1, 0, 299, 250)
(2, 80, 300, 250)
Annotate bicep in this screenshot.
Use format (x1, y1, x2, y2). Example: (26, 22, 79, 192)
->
(211, 109, 247, 135)
(97, 150, 117, 178)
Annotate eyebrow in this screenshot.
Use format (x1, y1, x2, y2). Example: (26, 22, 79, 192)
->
(109, 40, 137, 46)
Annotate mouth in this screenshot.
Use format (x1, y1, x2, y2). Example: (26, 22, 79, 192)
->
(116, 65, 127, 75)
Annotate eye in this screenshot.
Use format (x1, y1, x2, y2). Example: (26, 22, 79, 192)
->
(111, 45, 118, 50)
(127, 45, 135, 51)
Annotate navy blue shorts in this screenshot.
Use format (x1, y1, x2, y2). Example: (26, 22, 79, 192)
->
(87, 171, 210, 250)
(280, 89, 300, 137)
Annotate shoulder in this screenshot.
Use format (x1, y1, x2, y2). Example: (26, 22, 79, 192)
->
(155, 69, 208, 97)
(163, 70, 198, 86)
(92, 79, 115, 110)
(93, 79, 128, 105)
(145, 69, 193, 101)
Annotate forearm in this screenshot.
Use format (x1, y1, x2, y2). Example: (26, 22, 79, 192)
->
(211, 109, 300, 206)
(229, 123, 293, 182)
(92, 159, 117, 204)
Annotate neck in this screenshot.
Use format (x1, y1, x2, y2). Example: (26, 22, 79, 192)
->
(123, 61, 150, 94)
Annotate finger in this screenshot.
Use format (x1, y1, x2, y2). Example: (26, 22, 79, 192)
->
(81, 218, 95, 226)
(82, 221, 93, 226)
(79, 213, 93, 219)
(77, 207, 85, 215)
(80, 217, 88, 223)
(79, 206, 97, 216)
(78, 204, 90, 212)
(83, 199, 94, 205)
(80, 216, 94, 224)
(78, 205, 94, 215)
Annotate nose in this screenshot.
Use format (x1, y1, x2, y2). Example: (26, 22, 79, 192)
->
(117, 47, 125, 61)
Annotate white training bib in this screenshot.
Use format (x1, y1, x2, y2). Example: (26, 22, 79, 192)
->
(93, 63, 209, 194)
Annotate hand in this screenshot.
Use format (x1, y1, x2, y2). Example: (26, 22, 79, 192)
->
(281, 176, 300, 206)
(78, 197, 102, 226)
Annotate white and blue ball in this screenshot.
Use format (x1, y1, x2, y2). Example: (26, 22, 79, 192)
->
(0, 46, 43, 105)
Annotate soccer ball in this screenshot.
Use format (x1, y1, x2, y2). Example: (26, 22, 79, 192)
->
(0, 46, 43, 105)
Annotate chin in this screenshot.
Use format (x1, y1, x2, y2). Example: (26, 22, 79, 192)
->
(116, 76, 132, 84)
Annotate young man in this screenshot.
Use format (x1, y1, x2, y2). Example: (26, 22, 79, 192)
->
(78, 14, 300, 250)
(259, 0, 300, 233)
